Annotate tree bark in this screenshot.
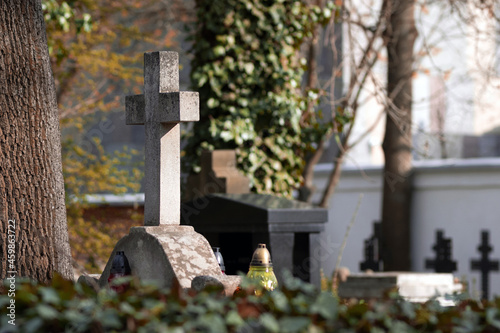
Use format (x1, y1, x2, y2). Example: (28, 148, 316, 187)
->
(0, 0, 73, 282)
(381, 0, 417, 271)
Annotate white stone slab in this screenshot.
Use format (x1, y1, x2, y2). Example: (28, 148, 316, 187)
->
(338, 272, 463, 304)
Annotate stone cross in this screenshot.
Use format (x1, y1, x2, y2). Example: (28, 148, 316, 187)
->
(425, 230, 457, 273)
(96, 51, 240, 294)
(470, 230, 499, 300)
(125, 51, 199, 226)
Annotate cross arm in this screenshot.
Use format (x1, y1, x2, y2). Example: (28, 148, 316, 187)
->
(125, 92, 199, 125)
(159, 91, 199, 123)
(471, 259, 500, 271)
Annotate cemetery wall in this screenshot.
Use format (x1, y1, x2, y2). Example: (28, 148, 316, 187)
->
(313, 157, 500, 297)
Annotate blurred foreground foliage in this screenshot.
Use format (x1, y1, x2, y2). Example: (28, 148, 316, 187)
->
(2, 272, 500, 333)
(43, 0, 188, 273)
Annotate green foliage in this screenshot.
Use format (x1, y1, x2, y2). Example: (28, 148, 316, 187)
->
(2, 272, 500, 332)
(184, 0, 335, 198)
(43, 0, 93, 62)
(43, 0, 92, 33)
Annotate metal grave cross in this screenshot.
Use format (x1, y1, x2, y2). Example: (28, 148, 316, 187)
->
(360, 222, 382, 272)
(125, 51, 199, 226)
(470, 230, 499, 300)
(425, 230, 457, 273)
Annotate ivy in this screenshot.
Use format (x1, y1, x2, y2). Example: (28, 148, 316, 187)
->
(184, 0, 335, 198)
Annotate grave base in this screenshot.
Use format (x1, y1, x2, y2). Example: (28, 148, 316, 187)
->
(338, 272, 463, 304)
(97, 225, 240, 295)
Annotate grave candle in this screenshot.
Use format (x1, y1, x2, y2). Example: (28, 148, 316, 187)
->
(247, 244, 278, 292)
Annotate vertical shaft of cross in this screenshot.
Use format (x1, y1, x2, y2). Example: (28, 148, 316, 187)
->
(144, 52, 180, 226)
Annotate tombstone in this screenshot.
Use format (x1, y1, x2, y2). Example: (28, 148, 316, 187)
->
(96, 51, 239, 293)
(346, 229, 463, 305)
(338, 272, 462, 304)
(182, 193, 328, 286)
(360, 222, 382, 272)
(470, 230, 499, 300)
(184, 150, 250, 201)
(425, 230, 457, 273)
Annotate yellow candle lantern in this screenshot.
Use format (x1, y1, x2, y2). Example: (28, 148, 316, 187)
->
(247, 243, 278, 292)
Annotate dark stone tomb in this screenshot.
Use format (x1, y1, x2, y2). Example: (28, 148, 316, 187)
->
(181, 193, 328, 286)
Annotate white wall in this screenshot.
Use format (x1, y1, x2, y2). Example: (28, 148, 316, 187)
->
(314, 158, 500, 298)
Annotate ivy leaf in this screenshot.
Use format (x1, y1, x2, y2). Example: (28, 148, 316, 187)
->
(259, 313, 280, 332)
(39, 287, 61, 306)
(270, 290, 290, 313)
(310, 292, 338, 320)
(278, 316, 311, 333)
(36, 304, 59, 320)
(486, 308, 500, 329)
(23, 318, 44, 333)
(244, 63, 254, 74)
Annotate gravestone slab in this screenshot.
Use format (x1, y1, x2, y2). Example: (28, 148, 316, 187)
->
(200, 150, 250, 194)
(185, 150, 250, 200)
(338, 272, 462, 304)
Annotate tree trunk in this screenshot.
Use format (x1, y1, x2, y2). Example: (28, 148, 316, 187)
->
(381, 0, 417, 271)
(298, 0, 322, 203)
(319, 146, 345, 208)
(0, 0, 73, 282)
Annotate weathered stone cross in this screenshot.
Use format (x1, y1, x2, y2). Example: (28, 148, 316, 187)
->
(125, 51, 199, 226)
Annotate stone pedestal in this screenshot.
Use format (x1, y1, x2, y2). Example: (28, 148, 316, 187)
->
(98, 226, 240, 294)
(338, 272, 463, 304)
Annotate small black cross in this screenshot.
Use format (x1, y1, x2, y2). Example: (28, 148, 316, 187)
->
(360, 222, 382, 272)
(425, 230, 457, 273)
(470, 230, 499, 300)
